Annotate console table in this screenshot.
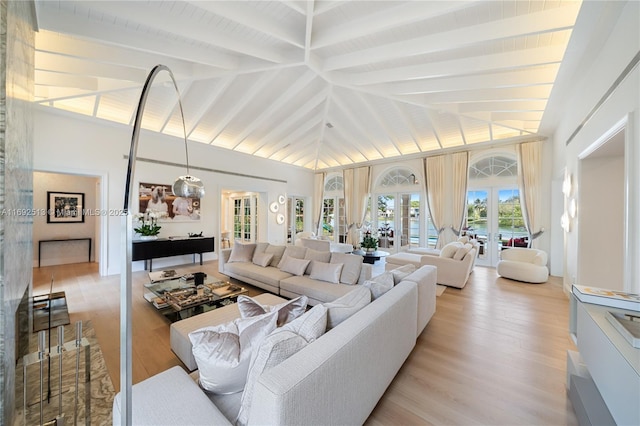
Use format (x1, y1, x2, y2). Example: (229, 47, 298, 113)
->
(38, 238, 92, 267)
(132, 237, 214, 271)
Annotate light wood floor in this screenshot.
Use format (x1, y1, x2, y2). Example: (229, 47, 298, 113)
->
(33, 261, 578, 425)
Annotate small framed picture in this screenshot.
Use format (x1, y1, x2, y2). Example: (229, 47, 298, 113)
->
(47, 191, 85, 223)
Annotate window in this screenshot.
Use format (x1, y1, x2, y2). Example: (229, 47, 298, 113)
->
(322, 174, 346, 242)
(232, 194, 257, 242)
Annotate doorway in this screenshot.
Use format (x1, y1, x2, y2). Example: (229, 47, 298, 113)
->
(375, 192, 420, 253)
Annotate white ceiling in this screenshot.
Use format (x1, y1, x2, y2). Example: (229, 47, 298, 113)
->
(33, 0, 595, 170)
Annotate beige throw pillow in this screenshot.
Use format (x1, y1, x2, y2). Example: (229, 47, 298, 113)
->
(363, 271, 394, 300)
(390, 264, 416, 285)
(304, 248, 332, 274)
(278, 256, 310, 276)
(322, 286, 371, 330)
(228, 242, 257, 263)
(188, 310, 277, 394)
(440, 242, 463, 259)
(309, 261, 343, 284)
(237, 295, 308, 327)
(252, 252, 273, 267)
(265, 245, 286, 267)
(330, 252, 363, 285)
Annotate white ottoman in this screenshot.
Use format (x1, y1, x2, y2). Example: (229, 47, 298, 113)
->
(170, 292, 287, 370)
(385, 252, 424, 270)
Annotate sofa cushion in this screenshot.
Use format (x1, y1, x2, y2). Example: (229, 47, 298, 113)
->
(225, 262, 293, 288)
(228, 242, 257, 263)
(309, 261, 343, 284)
(255, 243, 287, 267)
(390, 264, 416, 285)
(322, 286, 371, 330)
(279, 245, 307, 263)
(252, 252, 273, 267)
(236, 305, 328, 426)
(304, 249, 332, 274)
(440, 242, 463, 258)
(237, 295, 308, 327)
(363, 271, 394, 300)
(330, 252, 363, 285)
(189, 310, 278, 394)
(280, 275, 355, 304)
(278, 256, 310, 276)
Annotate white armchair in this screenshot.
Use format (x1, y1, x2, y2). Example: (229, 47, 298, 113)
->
(496, 248, 549, 283)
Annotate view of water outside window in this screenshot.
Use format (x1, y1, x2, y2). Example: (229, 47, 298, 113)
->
(466, 188, 527, 245)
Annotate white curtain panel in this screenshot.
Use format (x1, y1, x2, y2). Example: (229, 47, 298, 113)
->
(517, 141, 543, 247)
(343, 167, 371, 247)
(451, 152, 469, 237)
(424, 155, 446, 249)
(313, 173, 326, 236)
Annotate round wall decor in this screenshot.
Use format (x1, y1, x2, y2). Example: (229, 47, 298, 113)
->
(276, 213, 285, 224)
(269, 201, 279, 213)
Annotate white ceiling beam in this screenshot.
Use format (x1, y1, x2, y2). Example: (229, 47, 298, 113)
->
(313, 83, 334, 170)
(266, 121, 323, 160)
(184, 76, 236, 137)
(35, 51, 146, 83)
(451, 101, 548, 114)
(35, 6, 240, 70)
(280, 1, 307, 15)
(408, 85, 553, 104)
(352, 92, 402, 156)
(50, 1, 288, 64)
(35, 69, 98, 91)
(232, 70, 318, 149)
(187, 1, 304, 48)
(324, 120, 371, 163)
(389, 101, 422, 153)
(36, 31, 229, 79)
(208, 71, 281, 144)
(322, 5, 579, 71)
(313, 1, 343, 16)
(313, 1, 473, 49)
(159, 80, 194, 134)
(330, 93, 386, 159)
(304, 1, 315, 63)
(491, 112, 544, 121)
(373, 65, 560, 94)
(252, 88, 329, 152)
(335, 45, 568, 86)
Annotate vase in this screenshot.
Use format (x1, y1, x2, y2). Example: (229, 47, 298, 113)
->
(140, 235, 158, 241)
(366, 247, 375, 253)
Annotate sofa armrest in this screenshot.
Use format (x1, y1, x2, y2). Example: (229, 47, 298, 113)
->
(218, 248, 232, 274)
(402, 265, 437, 336)
(419, 252, 474, 288)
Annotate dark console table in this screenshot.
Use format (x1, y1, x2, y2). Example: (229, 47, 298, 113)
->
(132, 237, 214, 271)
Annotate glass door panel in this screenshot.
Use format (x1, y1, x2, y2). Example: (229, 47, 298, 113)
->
(399, 193, 419, 250)
(377, 195, 394, 249)
(466, 190, 490, 265)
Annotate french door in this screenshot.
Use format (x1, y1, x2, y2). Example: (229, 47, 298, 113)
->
(375, 193, 419, 253)
(466, 187, 525, 267)
(232, 195, 258, 243)
(287, 196, 304, 244)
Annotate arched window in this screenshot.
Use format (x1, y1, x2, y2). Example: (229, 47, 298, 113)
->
(378, 167, 420, 188)
(466, 153, 525, 267)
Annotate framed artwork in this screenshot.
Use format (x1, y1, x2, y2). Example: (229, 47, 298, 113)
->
(47, 191, 85, 223)
(139, 182, 201, 221)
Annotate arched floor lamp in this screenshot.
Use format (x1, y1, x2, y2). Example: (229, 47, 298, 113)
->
(120, 64, 205, 425)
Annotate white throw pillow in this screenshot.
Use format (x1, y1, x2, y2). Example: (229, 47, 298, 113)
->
(330, 252, 363, 285)
(322, 286, 371, 330)
(189, 310, 278, 394)
(304, 249, 332, 274)
(439, 242, 463, 259)
(390, 264, 416, 285)
(278, 246, 308, 265)
(265, 244, 286, 267)
(309, 261, 343, 284)
(363, 271, 394, 300)
(453, 245, 470, 261)
(278, 256, 310, 276)
(236, 305, 328, 426)
(237, 295, 308, 327)
(228, 243, 257, 263)
(252, 252, 273, 267)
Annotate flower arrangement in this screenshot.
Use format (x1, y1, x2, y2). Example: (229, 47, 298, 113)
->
(133, 211, 166, 236)
(361, 230, 378, 251)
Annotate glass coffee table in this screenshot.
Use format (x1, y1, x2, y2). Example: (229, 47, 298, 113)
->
(143, 275, 247, 322)
(353, 249, 390, 264)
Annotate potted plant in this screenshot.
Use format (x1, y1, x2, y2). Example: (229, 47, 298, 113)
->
(361, 231, 378, 253)
(134, 211, 165, 240)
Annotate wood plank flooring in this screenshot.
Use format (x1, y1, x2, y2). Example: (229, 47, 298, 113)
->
(33, 261, 578, 425)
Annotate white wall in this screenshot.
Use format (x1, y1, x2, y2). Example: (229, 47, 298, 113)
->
(33, 171, 99, 266)
(33, 107, 315, 275)
(551, 0, 640, 292)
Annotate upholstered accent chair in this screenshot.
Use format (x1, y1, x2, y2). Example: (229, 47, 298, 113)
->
(496, 247, 549, 284)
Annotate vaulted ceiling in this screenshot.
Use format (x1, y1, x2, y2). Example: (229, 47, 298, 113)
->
(33, 0, 586, 170)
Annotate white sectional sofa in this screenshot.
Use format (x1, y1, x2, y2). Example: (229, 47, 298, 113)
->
(219, 242, 372, 304)
(114, 265, 437, 425)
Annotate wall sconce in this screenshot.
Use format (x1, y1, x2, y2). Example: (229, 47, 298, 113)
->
(561, 212, 570, 232)
(568, 198, 577, 218)
(120, 64, 205, 425)
(562, 171, 572, 197)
